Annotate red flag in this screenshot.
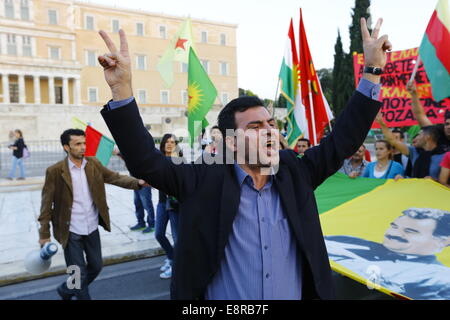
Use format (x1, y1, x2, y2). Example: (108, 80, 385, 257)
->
(299, 8, 331, 145)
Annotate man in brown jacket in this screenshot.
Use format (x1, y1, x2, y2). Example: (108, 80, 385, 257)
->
(38, 128, 148, 300)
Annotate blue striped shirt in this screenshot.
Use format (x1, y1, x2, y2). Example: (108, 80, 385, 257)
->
(205, 164, 302, 300)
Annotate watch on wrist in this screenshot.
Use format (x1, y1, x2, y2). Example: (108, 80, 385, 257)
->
(363, 66, 383, 75)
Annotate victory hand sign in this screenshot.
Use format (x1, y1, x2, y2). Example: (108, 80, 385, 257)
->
(361, 18, 392, 83)
(98, 29, 133, 101)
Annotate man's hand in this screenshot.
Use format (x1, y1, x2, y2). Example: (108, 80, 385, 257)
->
(349, 171, 360, 179)
(98, 29, 132, 101)
(138, 179, 151, 188)
(375, 110, 384, 124)
(361, 18, 392, 83)
(39, 238, 51, 248)
(394, 174, 404, 181)
(406, 81, 418, 97)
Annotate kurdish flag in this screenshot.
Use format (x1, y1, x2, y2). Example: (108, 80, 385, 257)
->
(71, 117, 115, 166)
(279, 19, 309, 148)
(316, 173, 450, 300)
(157, 18, 195, 88)
(187, 47, 217, 146)
(419, 0, 450, 101)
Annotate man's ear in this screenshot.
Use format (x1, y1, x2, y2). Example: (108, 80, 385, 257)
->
(63, 144, 70, 153)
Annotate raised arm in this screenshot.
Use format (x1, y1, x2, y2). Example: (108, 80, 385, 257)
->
(300, 18, 391, 188)
(406, 81, 432, 127)
(97, 30, 197, 200)
(376, 111, 410, 156)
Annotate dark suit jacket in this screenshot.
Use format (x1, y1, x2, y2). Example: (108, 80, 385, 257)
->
(101, 91, 381, 299)
(38, 156, 140, 248)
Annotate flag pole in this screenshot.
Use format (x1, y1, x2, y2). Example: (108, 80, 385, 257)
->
(272, 79, 280, 118)
(307, 80, 317, 145)
(408, 55, 421, 85)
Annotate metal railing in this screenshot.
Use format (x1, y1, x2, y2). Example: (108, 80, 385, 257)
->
(0, 140, 129, 178)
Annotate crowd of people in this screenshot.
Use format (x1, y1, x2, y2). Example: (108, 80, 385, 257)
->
(334, 81, 450, 187)
(29, 17, 450, 301)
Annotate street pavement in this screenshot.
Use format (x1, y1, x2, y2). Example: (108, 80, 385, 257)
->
(0, 255, 170, 300)
(0, 175, 169, 286)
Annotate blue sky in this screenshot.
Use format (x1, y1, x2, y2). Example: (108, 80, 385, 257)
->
(87, 0, 437, 99)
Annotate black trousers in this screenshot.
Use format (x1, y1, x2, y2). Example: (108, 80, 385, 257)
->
(59, 230, 103, 300)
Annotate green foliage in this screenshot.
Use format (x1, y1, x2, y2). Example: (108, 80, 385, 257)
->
(332, 0, 371, 117)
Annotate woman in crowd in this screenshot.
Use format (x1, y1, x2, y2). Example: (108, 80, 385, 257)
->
(155, 133, 182, 279)
(7, 129, 26, 180)
(362, 140, 404, 179)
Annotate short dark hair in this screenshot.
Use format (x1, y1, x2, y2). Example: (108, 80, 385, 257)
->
(402, 208, 450, 238)
(421, 125, 440, 143)
(392, 128, 405, 139)
(210, 125, 220, 131)
(297, 138, 311, 147)
(60, 129, 85, 147)
(217, 96, 265, 138)
(159, 133, 183, 157)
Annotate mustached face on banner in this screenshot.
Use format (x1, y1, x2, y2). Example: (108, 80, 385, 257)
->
(383, 214, 449, 256)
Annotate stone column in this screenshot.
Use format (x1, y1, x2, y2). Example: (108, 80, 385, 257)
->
(62, 77, 69, 105)
(18, 74, 26, 104)
(2, 74, 10, 104)
(33, 75, 41, 104)
(48, 76, 55, 104)
(74, 77, 81, 105)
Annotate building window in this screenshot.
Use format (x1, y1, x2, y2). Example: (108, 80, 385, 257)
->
(221, 93, 229, 105)
(220, 33, 226, 46)
(85, 15, 94, 30)
(23, 36, 32, 57)
(48, 9, 58, 25)
(5, 0, 14, 19)
(112, 19, 120, 33)
(9, 83, 19, 103)
(201, 31, 208, 43)
(136, 55, 147, 70)
(181, 90, 188, 105)
(7, 34, 17, 55)
(55, 86, 63, 104)
(86, 50, 96, 66)
(20, 0, 30, 21)
(88, 87, 98, 102)
(49, 47, 60, 60)
(160, 90, 169, 104)
(136, 22, 144, 36)
(138, 90, 147, 104)
(220, 62, 229, 76)
(200, 60, 209, 73)
(181, 62, 188, 73)
(159, 25, 167, 39)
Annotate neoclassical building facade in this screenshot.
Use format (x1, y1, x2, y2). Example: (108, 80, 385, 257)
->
(0, 0, 238, 141)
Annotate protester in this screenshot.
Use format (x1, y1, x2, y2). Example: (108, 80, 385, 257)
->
(7, 129, 26, 180)
(377, 113, 446, 180)
(37, 129, 148, 300)
(406, 81, 450, 151)
(391, 128, 409, 170)
(155, 133, 182, 279)
(204, 125, 222, 155)
(439, 151, 450, 188)
(114, 149, 155, 233)
(361, 140, 404, 179)
(97, 17, 390, 300)
(338, 145, 369, 178)
(296, 138, 311, 156)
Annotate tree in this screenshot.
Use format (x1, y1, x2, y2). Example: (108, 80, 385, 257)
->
(331, 0, 371, 117)
(331, 30, 345, 115)
(238, 88, 258, 97)
(317, 68, 333, 108)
